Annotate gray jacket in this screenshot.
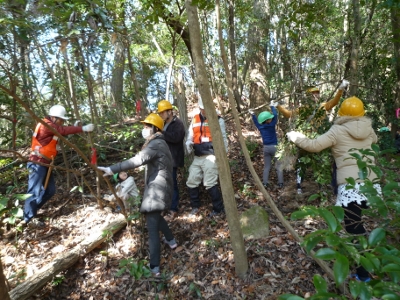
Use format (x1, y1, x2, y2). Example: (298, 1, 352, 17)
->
(109, 134, 173, 212)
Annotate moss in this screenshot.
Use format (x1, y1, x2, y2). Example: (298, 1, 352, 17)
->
(239, 205, 269, 240)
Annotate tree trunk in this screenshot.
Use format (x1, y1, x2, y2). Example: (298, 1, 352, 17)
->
(391, 4, 400, 135)
(228, 0, 242, 111)
(110, 33, 126, 121)
(0, 255, 11, 300)
(60, 39, 81, 120)
(9, 214, 127, 300)
(348, 0, 361, 96)
(185, 0, 248, 278)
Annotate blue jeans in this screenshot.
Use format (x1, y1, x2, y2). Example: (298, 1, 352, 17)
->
(146, 211, 174, 267)
(170, 167, 179, 212)
(24, 162, 55, 223)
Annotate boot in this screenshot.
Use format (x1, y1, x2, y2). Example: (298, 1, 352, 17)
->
(188, 187, 201, 209)
(208, 185, 224, 213)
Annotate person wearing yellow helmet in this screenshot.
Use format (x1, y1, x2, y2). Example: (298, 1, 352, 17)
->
(286, 96, 379, 282)
(157, 100, 185, 221)
(271, 79, 350, 194)
(98, 113, 177, 277)
(249, 105, 284, 189)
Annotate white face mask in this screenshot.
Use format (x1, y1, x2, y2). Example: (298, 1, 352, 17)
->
(142, 128, 152, 139)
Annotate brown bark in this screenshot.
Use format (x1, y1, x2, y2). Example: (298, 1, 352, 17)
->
(9, 214, 127, 300)
(391, 4, 400, 135)
(227, 0, 242, 111)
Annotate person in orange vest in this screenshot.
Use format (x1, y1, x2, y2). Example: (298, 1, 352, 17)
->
(185, 97, 228, 217)
(24, 105, 95, 228)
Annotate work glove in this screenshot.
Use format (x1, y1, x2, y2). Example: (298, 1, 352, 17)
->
(82, 124, 95, 132)
(286, 131, 306, 143)
(97, 166, 114, 176)
(248, 109, 255, 115)
(186, 140, 194, 153)
(74, 120, 81, 127)
(270, 101, 277, 107)
(339, 79, 349, 90)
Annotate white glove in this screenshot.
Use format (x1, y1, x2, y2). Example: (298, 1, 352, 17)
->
(186, 140, 194, 153)
(74, 120, 81, 127)
(82, 124, 95, 132)
(97, 166, 114, 176)
(339, 79, 349, 90)
(248, 109, 255, 115)
(286, 131, 306, 143)
(270, 101, 278, 107)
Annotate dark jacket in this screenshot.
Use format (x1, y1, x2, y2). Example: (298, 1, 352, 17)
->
(109, 134, 173, 213)
(162, 116, 185, 168)
(251, 106, 278, 146)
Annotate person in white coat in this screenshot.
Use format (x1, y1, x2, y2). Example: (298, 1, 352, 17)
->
(287, 96, 380, 282)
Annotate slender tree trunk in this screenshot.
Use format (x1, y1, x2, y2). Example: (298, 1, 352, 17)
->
(348, 0, 361, 96)
(228, 0, 242, 111)
(126, 44, 143, 115)
(391, 4, 400, 135)
(110, 33, 125, 121)
(60, 39, 81, 120)
(185, 0, 248, 278)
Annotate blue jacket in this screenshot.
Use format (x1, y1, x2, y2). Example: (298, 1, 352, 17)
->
(251, 106, 278, 146)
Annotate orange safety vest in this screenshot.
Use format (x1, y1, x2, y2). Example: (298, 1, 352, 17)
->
(192, 114, 212, 144)
(31, 121, 59, 161)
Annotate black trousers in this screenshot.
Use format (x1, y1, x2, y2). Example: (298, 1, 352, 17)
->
(343, 201, 369, 278)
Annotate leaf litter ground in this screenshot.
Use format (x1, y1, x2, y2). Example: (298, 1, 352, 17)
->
(1, 116, 380, 299)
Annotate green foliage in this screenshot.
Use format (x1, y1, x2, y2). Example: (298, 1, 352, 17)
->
(244, 136, 259, 159)
(115, 258, 151, 280)
(285, 146, 400, 299)
(0, 193, 30, 225)
(240, 183, 255, 198)
(52, 274, 65, 286)
(189, 282, 202, 298)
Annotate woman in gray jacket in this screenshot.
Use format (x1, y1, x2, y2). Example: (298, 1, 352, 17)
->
(98, 113, 177, 276)
(287, 96, 380, 282)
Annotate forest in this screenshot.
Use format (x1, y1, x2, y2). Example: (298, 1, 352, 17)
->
(1, 0, 400, 299)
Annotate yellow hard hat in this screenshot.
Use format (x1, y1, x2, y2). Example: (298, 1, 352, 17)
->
(306, 87, 320, 93)
(157, 100, 173, 113)
(141, 113, 164, 130)
(338, 96, 365, 117)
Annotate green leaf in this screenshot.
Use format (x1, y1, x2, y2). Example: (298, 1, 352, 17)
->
(303, 235, 323, 253)
(382, 264, 400, 272)
(325, 234, 341, 247)
(14, 194, 31, 201)
(360, 256, 374, 272)
(313, 274, 327, 292)
(70, 186, 79, 192)
(333, 254, 349, 285)
(319, 209, 337, 232)
(349, 280, 362, 298)
(315, 248, 337, 260)
(278, 295, 304, 300)
(331, 206, 344, 222)
(368, 228, 386, 247)
(308, 193, 320, 201)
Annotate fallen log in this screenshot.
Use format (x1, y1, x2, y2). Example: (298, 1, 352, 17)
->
(9, 214, 127, 300)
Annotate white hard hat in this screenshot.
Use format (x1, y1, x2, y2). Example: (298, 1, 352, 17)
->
(49, 105, 69, 120)
(198, 97, 204, 109)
